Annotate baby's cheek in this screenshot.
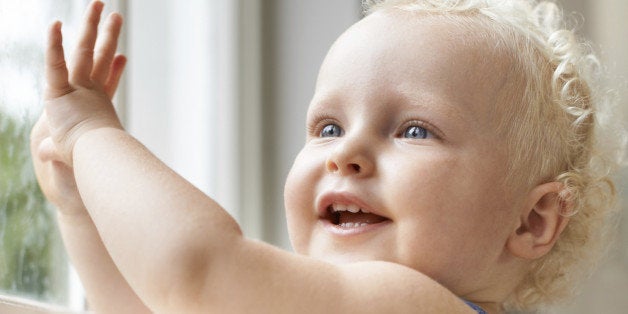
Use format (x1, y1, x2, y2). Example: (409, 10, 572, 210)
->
(284, 149, 325, 253)
(390, 155, 460, 197)
(284, 180, 309, 252)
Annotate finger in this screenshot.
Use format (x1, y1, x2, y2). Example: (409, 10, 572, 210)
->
(104, 54, 127, 99)
(92, 12, 123, 84)
(69, 0, 105, 85)
(104, 54, 127, 98)
(45, 21, 72, 99)
(37, 137, 62, 162)
(30, 113, 50, 154)
(30, 114, 62, 163)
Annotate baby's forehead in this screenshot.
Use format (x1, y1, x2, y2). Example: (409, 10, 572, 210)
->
(312, 9, 521, 127)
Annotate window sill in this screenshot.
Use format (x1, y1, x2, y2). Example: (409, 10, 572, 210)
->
(0, 295, 82, 314)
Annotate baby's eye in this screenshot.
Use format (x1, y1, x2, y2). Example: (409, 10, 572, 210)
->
(320, 124, 343, 137)
(403, 125, 430, 139)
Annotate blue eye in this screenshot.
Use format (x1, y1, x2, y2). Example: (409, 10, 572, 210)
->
(320, 124, 343, 137)
(403, 125, 429, 139)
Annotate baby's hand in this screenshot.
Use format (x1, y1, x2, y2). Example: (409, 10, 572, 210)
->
(42, 0, 125, 165)
(32, 0, 126, 213)
(31, 114, 85, 214)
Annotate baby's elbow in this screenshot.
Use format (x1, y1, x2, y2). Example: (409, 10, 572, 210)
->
(158, 250, 212, 312)
(154, 228, 244, 312)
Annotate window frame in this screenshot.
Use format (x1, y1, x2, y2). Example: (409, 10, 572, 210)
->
(125, 0, 264, 239)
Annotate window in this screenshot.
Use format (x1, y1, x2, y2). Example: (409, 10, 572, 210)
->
(0, 0, 122, 311)
(0, 0, 260, 311)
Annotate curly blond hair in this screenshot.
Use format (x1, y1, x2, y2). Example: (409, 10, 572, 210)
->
(363, 0, 626, 311)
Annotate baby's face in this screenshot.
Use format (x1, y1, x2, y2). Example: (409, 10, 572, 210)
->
(285, 10, 523, 292)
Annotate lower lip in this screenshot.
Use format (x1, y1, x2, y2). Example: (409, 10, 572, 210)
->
(320, 219, 392, 236)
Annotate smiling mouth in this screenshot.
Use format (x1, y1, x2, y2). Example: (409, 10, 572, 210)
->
(323, 203, 389, 229)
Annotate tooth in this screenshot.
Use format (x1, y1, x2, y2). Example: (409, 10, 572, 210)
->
(333, 203, 347, 212)
(347, 204, 360, 213)
(341, 222, 354, 228)
(359, 223, 368, 227)
(360, 208, 370, 214)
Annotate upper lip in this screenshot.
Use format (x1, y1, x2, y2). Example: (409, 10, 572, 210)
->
(316, 191, 389, 220)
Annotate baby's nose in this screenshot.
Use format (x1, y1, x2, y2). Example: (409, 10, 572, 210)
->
(325, 138, 374, 177)
(327, 159, 361, 174)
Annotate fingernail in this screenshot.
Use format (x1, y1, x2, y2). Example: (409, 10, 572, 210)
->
(93, 0, 104, 10)
(109, 12, 123, 24)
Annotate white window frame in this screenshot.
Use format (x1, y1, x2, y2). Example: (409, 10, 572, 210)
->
(125, 0, 263, 240)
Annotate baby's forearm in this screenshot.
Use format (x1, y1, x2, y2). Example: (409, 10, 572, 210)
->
(72, 127, 243, 311)
(57, 212, 150, 313)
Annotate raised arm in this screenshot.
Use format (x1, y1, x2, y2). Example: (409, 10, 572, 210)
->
(31, 2, 149, 312)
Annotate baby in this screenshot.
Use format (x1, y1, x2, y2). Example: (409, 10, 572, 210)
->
(31, 0, 624, 313)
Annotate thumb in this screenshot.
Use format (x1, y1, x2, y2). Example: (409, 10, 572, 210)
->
(37, 137, 64, 163)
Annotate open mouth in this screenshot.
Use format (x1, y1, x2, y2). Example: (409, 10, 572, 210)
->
(323, 203, 389, 229)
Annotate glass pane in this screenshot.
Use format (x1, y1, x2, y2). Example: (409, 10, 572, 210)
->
(0, 0, 90, 306)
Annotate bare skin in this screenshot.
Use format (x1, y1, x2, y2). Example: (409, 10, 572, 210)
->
(31, 1, 570, 313)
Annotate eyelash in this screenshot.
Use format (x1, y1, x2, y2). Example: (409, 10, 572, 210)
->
(397, 120, 438, 140)
(307, 115, 340, 137)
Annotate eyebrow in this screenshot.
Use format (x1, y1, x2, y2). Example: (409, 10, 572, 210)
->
(392, 86, 469, 134)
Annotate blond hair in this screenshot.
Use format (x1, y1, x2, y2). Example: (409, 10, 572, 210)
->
(363, 0, 626, 311)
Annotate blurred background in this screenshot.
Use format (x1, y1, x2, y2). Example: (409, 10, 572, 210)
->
(0, 0, 625, 312)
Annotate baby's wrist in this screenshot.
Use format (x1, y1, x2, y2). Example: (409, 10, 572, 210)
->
(71, 126, 128, 160)
(64, 122, 124, 166)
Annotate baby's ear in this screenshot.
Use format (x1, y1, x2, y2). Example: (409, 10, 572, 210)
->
(506, 182, 572, 260)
